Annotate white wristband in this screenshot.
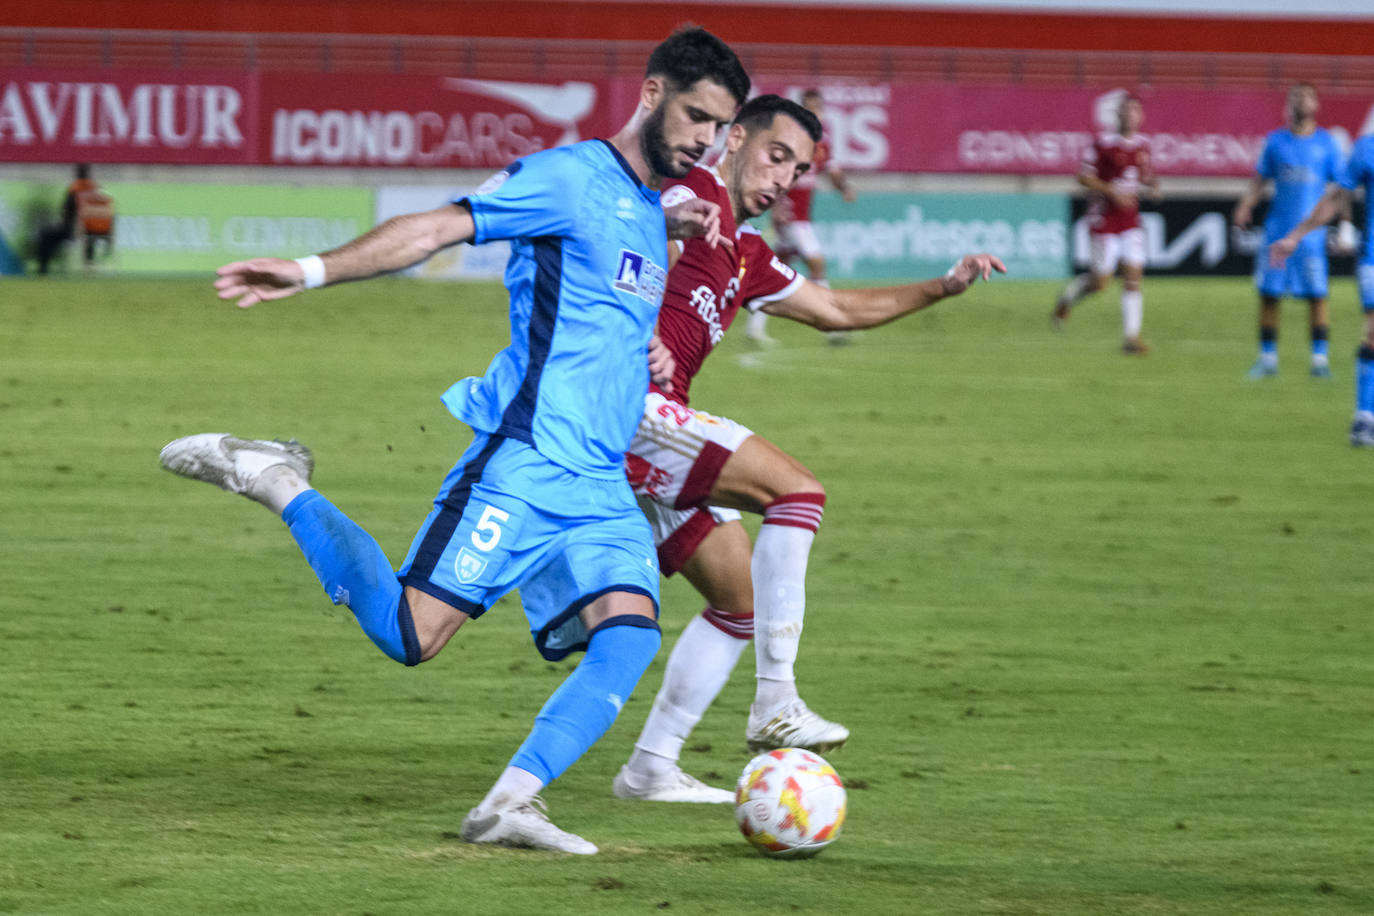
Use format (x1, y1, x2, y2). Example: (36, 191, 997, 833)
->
(295, 255, 326, 290)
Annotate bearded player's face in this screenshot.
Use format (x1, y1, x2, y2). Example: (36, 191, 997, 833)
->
(642, 78, 738, 180)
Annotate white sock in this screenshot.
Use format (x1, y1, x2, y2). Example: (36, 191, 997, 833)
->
(1121, 288, 1143, 338)
(250, 465, 313, 515)
(626, 610, 749, 782)
(751, 495, 824, 713)
(746, 310, 769, 338)
(477, 766, 544, 812)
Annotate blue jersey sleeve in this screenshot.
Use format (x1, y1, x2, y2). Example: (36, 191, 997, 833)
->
(1256, 134, 1277, 180)
(459, 147, 582, 245)
(1341, 137, 1374, 191)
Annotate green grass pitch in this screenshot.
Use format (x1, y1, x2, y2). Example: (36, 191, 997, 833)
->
(3, 273, 1373, 914)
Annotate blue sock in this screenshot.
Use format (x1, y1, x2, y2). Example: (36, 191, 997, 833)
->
(1312, 326, 1330, 359)
(1261, 338, 1278, 358)
(1358, 346, 1374, 414)
(509, 618, 661, 784)
(282, 490, 420, 666)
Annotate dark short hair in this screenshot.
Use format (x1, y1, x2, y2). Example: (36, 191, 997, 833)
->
(801, 88, 823, 103)
(645, 26, 750, 105)
(733, 94, 823, 144)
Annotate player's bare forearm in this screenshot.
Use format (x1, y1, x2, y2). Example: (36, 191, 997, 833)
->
(321, 206, 474, 283)
(1279, 186, 1348, 248)
(214, 204, 473, 308)
(1232, 177, 1266, 227)
(766, 254, 1006, 331)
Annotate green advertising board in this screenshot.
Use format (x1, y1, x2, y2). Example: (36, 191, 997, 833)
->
(810, 191, 1070, 281)
(100, 183, 374, 274)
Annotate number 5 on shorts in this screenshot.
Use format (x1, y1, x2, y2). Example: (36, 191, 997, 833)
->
(471, 504, 510, 551)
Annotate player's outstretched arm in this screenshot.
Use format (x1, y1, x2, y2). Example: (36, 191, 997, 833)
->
(214, 204, 476, 308)
(1271, 185, 1349, 264)
(761, 254, 1006, 331)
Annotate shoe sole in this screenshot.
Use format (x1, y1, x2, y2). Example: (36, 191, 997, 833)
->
(747, 735, 848, 754)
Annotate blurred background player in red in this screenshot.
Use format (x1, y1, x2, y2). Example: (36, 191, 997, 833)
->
(1052, 92, 1158, 355)
(745, 88, 857, 346)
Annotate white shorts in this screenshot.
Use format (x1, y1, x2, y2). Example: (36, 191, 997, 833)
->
(626, 391, 752, 574)
(775, 219, 823, 261)
(1089, 227, 1146, 276)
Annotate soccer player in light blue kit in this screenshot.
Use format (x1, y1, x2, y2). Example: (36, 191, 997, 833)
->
(158, 27, 749, 855)
(1233, 83, 1345, 379)
(1273, 132, 1374, 445)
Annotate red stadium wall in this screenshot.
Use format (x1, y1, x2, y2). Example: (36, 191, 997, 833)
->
(3, 0, 1374, 57)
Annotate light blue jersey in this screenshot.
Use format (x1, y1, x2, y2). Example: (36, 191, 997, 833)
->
(1340, 134, 1374, 267)
(445, 140, 668, 479)
(1258, 126, 1344, 253)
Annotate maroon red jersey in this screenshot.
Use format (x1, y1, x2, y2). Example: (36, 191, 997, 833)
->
(656, 165, 805, 405)
(1081, 132, 1153, 234)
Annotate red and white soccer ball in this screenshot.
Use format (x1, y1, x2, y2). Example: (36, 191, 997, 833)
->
(734, 747, 847, 858)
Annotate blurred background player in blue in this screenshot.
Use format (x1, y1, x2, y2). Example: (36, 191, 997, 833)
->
(158, 26, 748, 856)
(1272, 132, 1374, 445)
(1232, 83, 1345, 379)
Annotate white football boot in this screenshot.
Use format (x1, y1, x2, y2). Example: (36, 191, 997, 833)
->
(746, 698, 849, 753)
(459, 796, 597, 855)
(159, 433, 313, 501)
(611, 764, 734, 804)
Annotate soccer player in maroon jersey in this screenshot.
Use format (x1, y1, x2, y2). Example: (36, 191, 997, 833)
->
(612, 94, 1004, 802)
(1052, 93, 1158, 355)
(745, 88, 857, 345)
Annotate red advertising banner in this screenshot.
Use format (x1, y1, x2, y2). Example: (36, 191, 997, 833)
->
(259, 73, 616, 169)
(6, 67, 1373, 177)
(0, 68, 259, 164)
(761, 79, 1374, 177)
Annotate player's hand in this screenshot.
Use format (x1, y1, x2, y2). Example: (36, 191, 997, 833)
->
(940, 254, 1008, 296)
(647, 334, 675, 393)
(665, 198, 732, 251)
(1269, 236, 1298, 266)
(214, 258, 307, 308)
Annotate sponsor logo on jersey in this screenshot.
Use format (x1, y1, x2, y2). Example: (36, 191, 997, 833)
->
(613, 249, 666, 305)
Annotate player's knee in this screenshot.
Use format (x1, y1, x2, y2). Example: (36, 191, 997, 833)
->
(785, 476, 825, 501)
(400, 594, 467, 665)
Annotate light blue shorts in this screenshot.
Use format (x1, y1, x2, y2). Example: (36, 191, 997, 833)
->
(1358, 262, 1374, 312)
(397, 434, 660, 660)
(1256, 245, 1329, 300)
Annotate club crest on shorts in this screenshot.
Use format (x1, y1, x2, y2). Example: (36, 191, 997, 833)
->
(454, 547, 488, 584)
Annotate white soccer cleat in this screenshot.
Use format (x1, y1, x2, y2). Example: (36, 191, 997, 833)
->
(459, 796, 598, 855)
(746, 698, 849, 754)
(611, 764, 734, 804)
(159, 433, 314, 496)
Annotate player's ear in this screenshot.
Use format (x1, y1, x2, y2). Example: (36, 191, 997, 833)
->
(640, 76, 667, 112)
(725, 123, 747, 153)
